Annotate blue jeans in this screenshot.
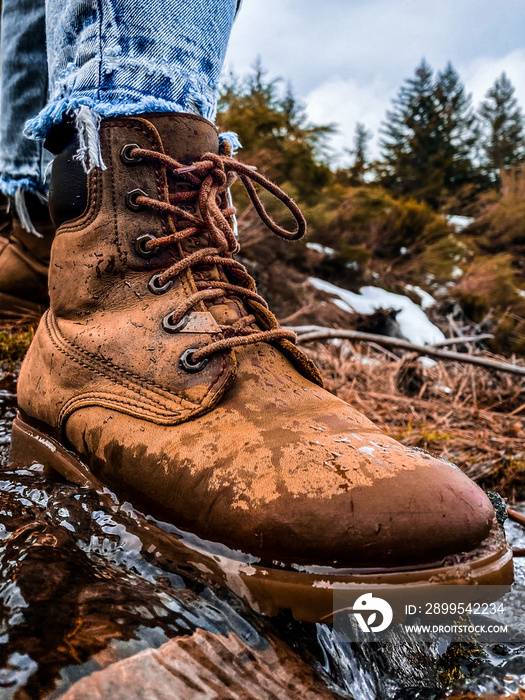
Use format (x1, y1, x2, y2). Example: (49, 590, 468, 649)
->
(0, 0, 240, 203)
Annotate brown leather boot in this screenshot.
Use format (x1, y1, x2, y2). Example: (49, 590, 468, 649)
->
(11, 114, 512, 621)
(0, 192, 54, 322)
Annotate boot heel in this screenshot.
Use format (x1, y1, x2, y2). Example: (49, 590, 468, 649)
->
(10, 414, 99, 488)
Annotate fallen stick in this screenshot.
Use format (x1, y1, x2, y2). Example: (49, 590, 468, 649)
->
(288, 326, 493, 348)
(507, 508, 525, 528)
(508, 509, 525, 556)
(431, 334, 494, 347)
(286, 327, 525, 377)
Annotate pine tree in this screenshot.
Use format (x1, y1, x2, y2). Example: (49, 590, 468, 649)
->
(380, 60, 440, 202)
(479, 72, 524, 185)
(380, 60, 478, 205)
(348, 122, 372, 183)
(433, 62, 478, 190)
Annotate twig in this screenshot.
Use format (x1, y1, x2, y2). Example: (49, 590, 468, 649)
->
(431, 334, 494, 347)
(368, 342, 401, 361)
(507, 508, 525, 527)
(287, 326, 525, 377)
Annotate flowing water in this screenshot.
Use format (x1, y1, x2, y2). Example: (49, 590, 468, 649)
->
(0, 370, 524, 699)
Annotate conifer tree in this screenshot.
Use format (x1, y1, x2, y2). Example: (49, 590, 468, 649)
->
(380, 60, 439, 202)
(380, 60, 477, 205)
(348, 122, 372, 183)
(479, 72, 524, 185)
(433, 62, 478, 189)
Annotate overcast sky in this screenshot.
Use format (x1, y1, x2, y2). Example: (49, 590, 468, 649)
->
(224, 0, 525, 163)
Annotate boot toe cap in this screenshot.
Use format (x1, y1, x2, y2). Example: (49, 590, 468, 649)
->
(251, 453, 495, 568)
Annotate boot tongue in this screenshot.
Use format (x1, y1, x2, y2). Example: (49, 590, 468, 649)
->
(144, 113, 219, 162)
(145, 113, 251, 328)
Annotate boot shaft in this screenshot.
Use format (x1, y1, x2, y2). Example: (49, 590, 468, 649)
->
(48, 114, 221, 320)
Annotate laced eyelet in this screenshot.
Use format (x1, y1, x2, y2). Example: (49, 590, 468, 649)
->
(120, 143, 143, 164)
(126, 189, 148, 211)
(135, 233, 157, 259)
(148, 273, 173, 295)
(162, 313, 189, 334)
(180, 347, 209, 373)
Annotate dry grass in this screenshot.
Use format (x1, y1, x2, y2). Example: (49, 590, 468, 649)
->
(307, 341, 525, 501)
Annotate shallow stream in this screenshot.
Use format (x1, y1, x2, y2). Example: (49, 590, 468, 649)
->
(0, 371, 524, 699)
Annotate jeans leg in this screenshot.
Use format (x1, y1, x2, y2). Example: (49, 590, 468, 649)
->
(0, 0, 52, 202)
(25, 0, 239, 167)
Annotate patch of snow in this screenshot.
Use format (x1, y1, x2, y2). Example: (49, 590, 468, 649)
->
(400, 246, 409, 255)
(451, 266, 463, 279)
(446, 215, 474, 232)
(419, 357, 437, 368)
(518, 289, 525, 298)
(306, 242, 335, 256)
(309, 277, 446, 346)
(405, 284, 436, 310)
(358, 446, 375, 455)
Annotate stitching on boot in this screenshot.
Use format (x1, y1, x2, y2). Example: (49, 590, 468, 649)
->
(108, 127, 127, 266)
(109, 119, 217, 319)
(45, 310, 231, 414)
(58, 392, 187, 427)
(107, 121, 166, 265)
(58, 169, 102, 233)
(46, 311, 202, 402)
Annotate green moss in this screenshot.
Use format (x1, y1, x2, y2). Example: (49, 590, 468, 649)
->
(414, 235, 468, 280)
(338, 244, 372, 265)
(438, 642, 486, 686)
(0, 329, 34, 369)
(453, 254, 525, 355)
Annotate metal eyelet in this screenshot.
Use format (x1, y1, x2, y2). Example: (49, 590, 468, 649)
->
(162, 313, 189, 334)
(120, 143, 143, 164)
(135, 233, 157, 259)
(180, 347, 209, 373)
(148, 273, 173, 295)
(125, 188, 148, 211)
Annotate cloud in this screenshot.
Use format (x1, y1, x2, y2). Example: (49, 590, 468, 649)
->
(460, 49, 525, 107)
(305, 77, 391, 163)
(224, 0, 525, 162)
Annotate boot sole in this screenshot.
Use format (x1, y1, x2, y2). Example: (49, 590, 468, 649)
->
(0, 291, 45, 323)
(10, 414, 515, 623)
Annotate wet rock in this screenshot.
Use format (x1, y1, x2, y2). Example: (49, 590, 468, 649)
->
(60, 629, 340, 700)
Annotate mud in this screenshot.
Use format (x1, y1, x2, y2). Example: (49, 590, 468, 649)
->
(0, 370, 524, 699)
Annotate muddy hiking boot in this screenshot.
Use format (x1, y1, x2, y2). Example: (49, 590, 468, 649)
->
(0, 191, 54, 323)
(11, 114, 513, 621)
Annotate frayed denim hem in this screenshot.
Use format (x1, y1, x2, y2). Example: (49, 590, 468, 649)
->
(0, 174, 47, 198)
(24, 92, 221, 173)
(0, 175, 48, 237)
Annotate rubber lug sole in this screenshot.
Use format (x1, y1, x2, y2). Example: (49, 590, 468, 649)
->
(10, 414, 515, 623)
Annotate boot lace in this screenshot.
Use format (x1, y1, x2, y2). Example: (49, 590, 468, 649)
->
(127, 146, 307, 365)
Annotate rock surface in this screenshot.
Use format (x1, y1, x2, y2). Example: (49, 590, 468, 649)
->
(60, 629, 339, 700)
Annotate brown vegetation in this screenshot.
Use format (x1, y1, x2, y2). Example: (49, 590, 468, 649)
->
(307, 341, 525, 501)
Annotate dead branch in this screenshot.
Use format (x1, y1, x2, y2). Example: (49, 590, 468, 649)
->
(431, 334, 494, 347)
(507, 508, 525, 528)
(287, 326, 525, 377)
